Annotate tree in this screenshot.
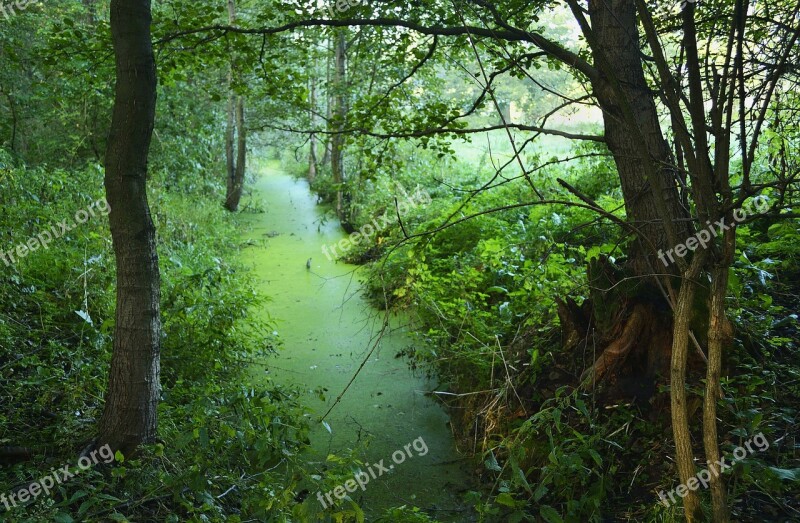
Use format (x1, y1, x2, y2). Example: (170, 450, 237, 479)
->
(308, 70, 319, 183)
(224, 0, 247, 212)
(98, 0, 162, 457)
(162, 1, 799, 518)
(330, 28, 349, 226)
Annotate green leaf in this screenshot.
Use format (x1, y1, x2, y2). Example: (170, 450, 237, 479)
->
(540, 505, 564, 523)
(533, 483, 548, 502)
(767, 467, 800, 481)
(78, 498, 95, 517)
(68, 489, 88, 503)
(588, 449, 603, 467)
(485, 451, 502, 472)
(552, 408, 562, 430)
(495, 492, 516, 507)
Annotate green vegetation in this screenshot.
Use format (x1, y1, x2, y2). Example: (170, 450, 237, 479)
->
(299, 134, 799, 521)
(0, 145, 314, 522)
(2, 0, 799, 522)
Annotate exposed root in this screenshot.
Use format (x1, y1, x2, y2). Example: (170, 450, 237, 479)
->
(580, 303, 649, 386)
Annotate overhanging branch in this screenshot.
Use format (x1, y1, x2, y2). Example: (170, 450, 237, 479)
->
(158, 17, 599, 82)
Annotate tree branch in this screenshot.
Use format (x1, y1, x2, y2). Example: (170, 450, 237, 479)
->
(158, 16, 600, 82)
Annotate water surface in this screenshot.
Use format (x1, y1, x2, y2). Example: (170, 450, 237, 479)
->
(240, 163, 473, 521)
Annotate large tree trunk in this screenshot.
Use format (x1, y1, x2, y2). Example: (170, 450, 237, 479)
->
(224, 0, 246, 212)
(571, 0, 695, 388)
(98, 0, 161, 457)
(559, 2, 712, 520)
(587, 0, 692, 271)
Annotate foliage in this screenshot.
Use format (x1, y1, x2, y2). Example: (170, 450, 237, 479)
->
(0, 152, 313, 521)
(3, 0, 800, 520)
(293, 121, 800, 520)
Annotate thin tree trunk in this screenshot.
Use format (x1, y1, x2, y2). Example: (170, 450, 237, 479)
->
(225, 73, 235, 192)
(225, 96, 246, 211)
(670, 256, 705, 521)
(98, 0, 161, 457)
(1, 88, 17, 154)
(308, 72, 318, 183)
(330, 29, 347, 220)
(704, 266, 730, 522)
(321, 36, 333, 167)
(224, 0, 246, 212)
(703, 212, 736, 522)
(83, 0, 96, 24)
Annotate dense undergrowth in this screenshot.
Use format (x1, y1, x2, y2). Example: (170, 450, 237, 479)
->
(0, 144, 319, 522)
(0, 139, 466, 523)
(291, 135, 800, 522)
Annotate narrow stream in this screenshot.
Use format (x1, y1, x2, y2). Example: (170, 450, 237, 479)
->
(240, 162, 473, 521)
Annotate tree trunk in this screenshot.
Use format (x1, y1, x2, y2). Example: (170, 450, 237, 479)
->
(670, 257, 705, 521)
(224, 0, 246, 212)
(702, 210, 736, 522)
(225, 75, 235, 193)
(569, 5, 705, 518)
(704, 267, 730, 522)
(83, 0, 96, 25)
(98, 0, 161, 457)
(321, 37, 333, 167)
(225, 96, 246, 211)
(1, 88, 17, 154)
(588, 0, 692, 272)
(330, 29, 347, 222)
(572, 0, 695, 389)
(308, 72, 318, 183)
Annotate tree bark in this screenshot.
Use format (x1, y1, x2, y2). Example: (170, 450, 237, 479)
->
(321, 36, 333, 167)
(225, 96, 246, 211)
(225, 74, 235, 192)
(1, 88, 17, 154)
(670, 257, 705, 521)
(224, 0, 246, 212)
(587, 0, 692, 272)
(571, 0, 695, 389)
(568, 6, 707, 519)
(704, 266, 730, 522)
(83, 0, 96, 25)
(98, 0, 161, 457)
(308, 72, 318, 183)
(330, 29, 347, 222)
